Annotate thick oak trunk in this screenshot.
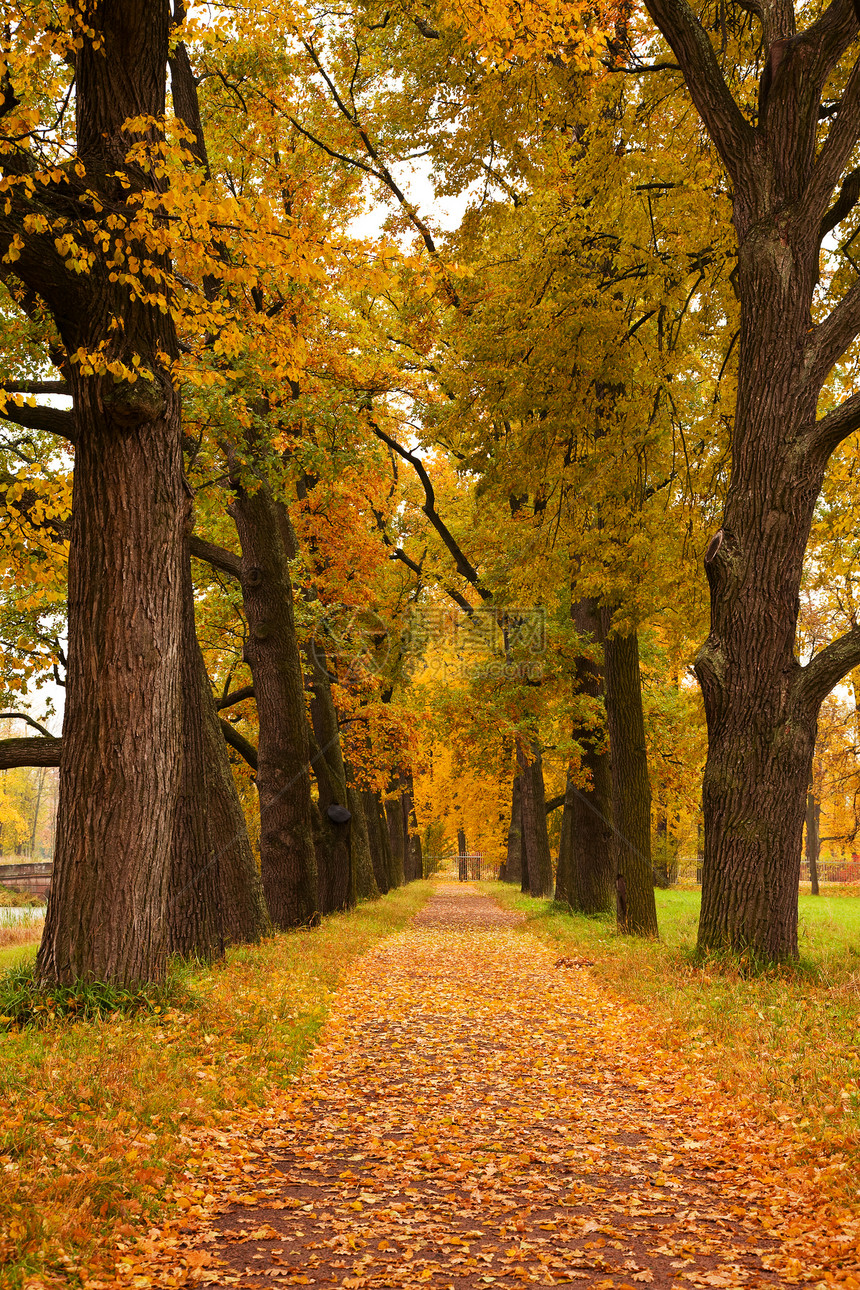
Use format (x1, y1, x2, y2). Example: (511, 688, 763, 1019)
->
(363, 789, 395, 892)
(504, 775, 523, 885)
(39, 384, 184, 984)
(167, 547, 223, 961)
(306, 646, 352, 915)
(643, 0, 860, 961)
(694, 260, 826, 959)
(556, 599, 615, 915)
(30, 1, 188, 986)
(346, 781, 379, 901)
(401, 771, 423, 881)
(385, 786, 406, 888)
(517, 740, 553, 897)
(229, 482, 317, 928)
(601, 624, 658, 936)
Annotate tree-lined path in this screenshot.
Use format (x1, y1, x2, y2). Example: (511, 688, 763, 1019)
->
(127, 886, 858, 1288)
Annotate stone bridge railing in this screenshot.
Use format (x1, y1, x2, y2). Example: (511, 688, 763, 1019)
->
(0, 861, 52, 898)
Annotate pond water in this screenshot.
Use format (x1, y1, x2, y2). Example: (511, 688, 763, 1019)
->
(0, 906, 45, 925)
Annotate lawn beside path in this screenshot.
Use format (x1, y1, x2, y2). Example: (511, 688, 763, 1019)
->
(129, 884, 860, 1290)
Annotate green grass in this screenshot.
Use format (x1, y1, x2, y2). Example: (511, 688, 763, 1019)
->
(649, 884, 860, 964)
(0, 942, 38, 971)
(0, 881, 433, 1290)
(485, 881, 860, 1206)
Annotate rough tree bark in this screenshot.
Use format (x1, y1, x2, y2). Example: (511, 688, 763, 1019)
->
(166, 547, 224, 961)
(645, 0, 860, 958)
(401, 770, 423, 881)
(600, 622, 658, 936)
(2, 1, 191, 984)
(190, 596, 269, 947)
(504, 776, 523, 885)
(346, 779, 379, 901)
(306, 643, 353, 914)
(555, 599, 615, 915)
(228, 478, 318, 928)
(363, 789, 396, 892)
(385, 783, 406, 888)
(517, 739, 554, 897)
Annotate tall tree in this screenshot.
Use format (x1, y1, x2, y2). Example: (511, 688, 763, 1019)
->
(0, 1, 190, 984)
(645, 0, 860, 957)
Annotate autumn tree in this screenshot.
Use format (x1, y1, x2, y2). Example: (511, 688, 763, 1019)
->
(641, 0, 860, 957)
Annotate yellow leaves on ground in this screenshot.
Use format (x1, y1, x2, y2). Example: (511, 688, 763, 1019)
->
(126, 886, 859, 1289)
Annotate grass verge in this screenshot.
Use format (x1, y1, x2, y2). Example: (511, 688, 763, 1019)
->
(0, 881, 432, 1290)
(485, 882, 860, 1206)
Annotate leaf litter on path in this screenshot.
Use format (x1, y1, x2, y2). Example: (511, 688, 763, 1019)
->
(123, 886, 860, 1290)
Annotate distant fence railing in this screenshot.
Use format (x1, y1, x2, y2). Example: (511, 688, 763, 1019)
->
(424, 854, 500, 881)
(679, 856, 860, 885)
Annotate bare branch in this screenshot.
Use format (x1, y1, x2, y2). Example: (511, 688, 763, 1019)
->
(189, 533, 241, 580)
(0, 736, 61, 769)
(0, 381, 69, 396)
(797, 624, 860, 711)
(216, 684, 255, 711)
(0, 401, 76, 441)
(220, 718, 258, 770)
(0, 711, 58, 739)
(366, 415, 493, 603)
(641, 0, 755, 186)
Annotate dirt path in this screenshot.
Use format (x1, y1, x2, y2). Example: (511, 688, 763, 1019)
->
(149, 886, 849, 1288)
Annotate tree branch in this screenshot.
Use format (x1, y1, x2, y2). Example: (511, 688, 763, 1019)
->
(0, 401, 76, 441)
(189, 533, 242, 580)
(220, 718, 258, 770)
(216, 685, 255, 711)
(807, 276, 860, 384)
(0, 737, 61, 769)
(807, 388, 860, 453)
(366, 416, 493, 603)
(797, 625, 860, 710)
(0, 381, 70, 396)
(641, 0, 755, 186)
(0, 711, 58, 739)
(545, 793, 565, 814)
(806, 47, 860, 230)
(819, 165, 860, 240)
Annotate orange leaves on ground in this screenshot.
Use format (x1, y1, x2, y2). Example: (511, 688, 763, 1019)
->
(126, 887, 859, 1289)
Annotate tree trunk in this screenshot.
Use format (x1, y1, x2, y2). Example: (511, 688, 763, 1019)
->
(505, 776, 523, 885)
(556, 598, 615, 915)
(401, 771, 423, 881)
(34, 2, 186, 986)
(28, 767, 46, 859)
(385, 785, 406, 887)
(346, 781, 379, 901)
(517, 739, 553, 897)
(166, 546, 225, 962)
(197, 637, 269, 947)
(306, 645, 353, 915)
(644, 0, 860, 962)
(805, 787, 821, 896)
(228, 481, 317, 928)
(601, 623, 658, 936)
(363, 789, 394, 892)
